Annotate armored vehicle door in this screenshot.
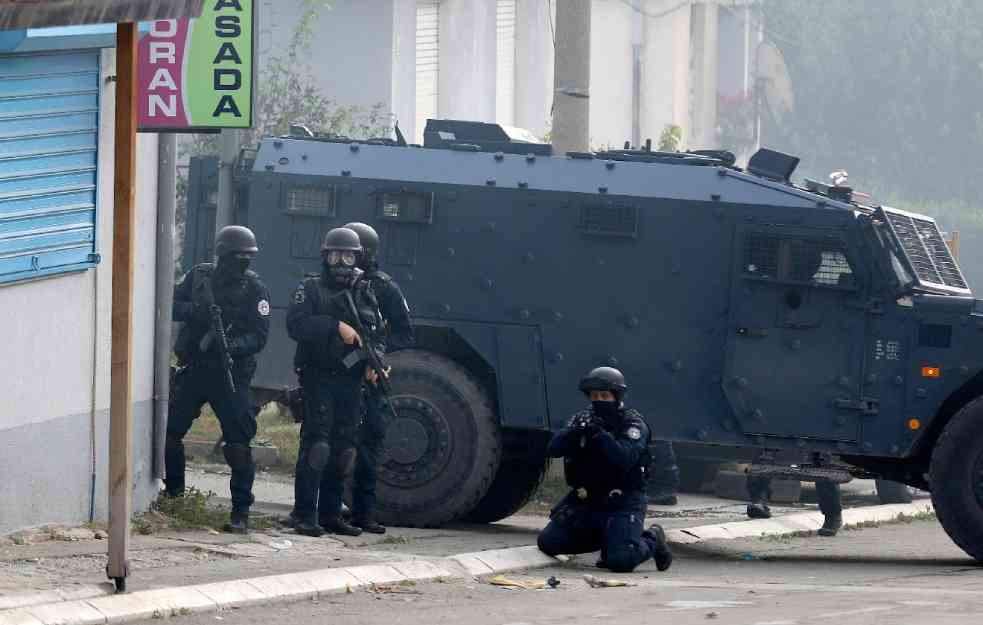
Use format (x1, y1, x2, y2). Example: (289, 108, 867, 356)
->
(723, 227, 868, 442)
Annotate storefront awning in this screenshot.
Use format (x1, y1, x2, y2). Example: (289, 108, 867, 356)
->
(0, 0, 203, 30)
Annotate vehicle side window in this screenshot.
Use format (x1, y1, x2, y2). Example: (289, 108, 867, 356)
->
(743, 233, 855, 288)
(283, 184, 337, 217)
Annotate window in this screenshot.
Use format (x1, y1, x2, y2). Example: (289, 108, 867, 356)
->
(495, 0, 516, 126)
(415, 1, 440, 144)
(377, 191, 434, 224)
(743, 233, 856, 288)
(0, 51, 101, 284)
(282, 184, 336, 217)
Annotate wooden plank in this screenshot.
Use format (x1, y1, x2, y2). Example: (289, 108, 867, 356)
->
(107, 21, 138, 591)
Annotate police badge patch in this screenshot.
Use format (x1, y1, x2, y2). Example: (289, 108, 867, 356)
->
(258, 300, 271, 316)
(626, 426, 642, 440)
(293, 288, 305, 304)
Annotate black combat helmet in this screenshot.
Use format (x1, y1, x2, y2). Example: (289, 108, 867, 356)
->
(214, 225, 258, 257)
(321, 227, 363, 253)
(343, 222, 380, 269)
(578, 366, 628, 398)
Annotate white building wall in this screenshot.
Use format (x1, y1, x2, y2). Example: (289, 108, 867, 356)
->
(590, 0, 634, 149)
(514, 0, 554, 140)
(438, 0, 497, 123)
(0, 48, 160, 533)
(639, 0, 692, 148)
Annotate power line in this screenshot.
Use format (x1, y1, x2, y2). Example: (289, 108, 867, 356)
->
(617, 0, 691, 21)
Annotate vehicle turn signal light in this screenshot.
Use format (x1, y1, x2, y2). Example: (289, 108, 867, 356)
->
(908, 418, 921, 431)
(921, 366, 941, 378)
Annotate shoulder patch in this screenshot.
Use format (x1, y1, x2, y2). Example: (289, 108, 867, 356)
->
(626, 426, 642, 440)
(292, 286, 306, 304)
(258, 299, 271, 316)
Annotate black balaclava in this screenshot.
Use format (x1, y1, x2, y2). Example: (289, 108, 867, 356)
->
(591, 399, 623, 430)
(215, 253, 250, 281)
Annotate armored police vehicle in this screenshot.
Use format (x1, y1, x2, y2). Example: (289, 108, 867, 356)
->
(184, 120, 983, 562)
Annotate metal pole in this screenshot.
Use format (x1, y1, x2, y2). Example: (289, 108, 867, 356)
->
(552, 0, 591, 155)
(215, 128, 239, 233)
(152, 133, 177, 480)
(108, 21, 138, 594)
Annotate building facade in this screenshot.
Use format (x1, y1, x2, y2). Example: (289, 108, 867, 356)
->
(0, 26, 162, 534)
(256, 0, 758, 154)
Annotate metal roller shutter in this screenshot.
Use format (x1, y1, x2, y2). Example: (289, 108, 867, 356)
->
(0, 50, 100, 284)
(415, 0, 439, 144)
(496, 0, 516, 126)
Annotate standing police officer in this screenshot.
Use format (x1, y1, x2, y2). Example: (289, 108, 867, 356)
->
(537, 367, 673, 572)
(316, 222, 414, 534)
(746, 452, 843, 536)
(287, 227, 385, 537)
(166, 225, 271, 534)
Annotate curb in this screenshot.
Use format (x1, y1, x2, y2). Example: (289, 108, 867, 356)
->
(0, 547, 559, 625)
(666, 501, 935, 545)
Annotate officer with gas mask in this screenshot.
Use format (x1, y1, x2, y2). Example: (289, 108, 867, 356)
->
(286, 227, 386, 537)
(537, 367, 673, 573)
(316, 222, 414, 534)
(166, 225, 271, 533)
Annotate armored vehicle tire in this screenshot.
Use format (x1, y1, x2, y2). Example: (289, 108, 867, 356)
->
(929, 398, 983, 562)
(462, 439, 549, 523)
(374, 350, 501, 527)
(875, 479, 914, 504)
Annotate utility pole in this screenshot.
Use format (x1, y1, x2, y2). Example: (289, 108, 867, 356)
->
(215, 128, 239, 235)
(552, 0, 591, 155)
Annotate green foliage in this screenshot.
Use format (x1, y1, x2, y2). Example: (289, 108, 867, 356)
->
(658, 124, 683, 152)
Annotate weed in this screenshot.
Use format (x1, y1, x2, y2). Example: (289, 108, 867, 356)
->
(376, 534, 413, 546)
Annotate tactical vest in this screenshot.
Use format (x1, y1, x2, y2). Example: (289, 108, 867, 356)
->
(563, 412, 652, 502)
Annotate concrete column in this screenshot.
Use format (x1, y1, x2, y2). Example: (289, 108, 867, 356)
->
(391, 0, 417, 139)
(552, 0, 591, 154)
(639, 0, 691, 148)
(439, 0, 497, 122)
(514, 0, 553, 139)
(690, 1, 719, 149)
(589, 0, 634, 150)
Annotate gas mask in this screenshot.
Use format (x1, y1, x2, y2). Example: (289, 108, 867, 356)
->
(322, 249, 359, 287)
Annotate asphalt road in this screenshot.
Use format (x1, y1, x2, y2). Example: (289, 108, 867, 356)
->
(130, 519, 981, 625)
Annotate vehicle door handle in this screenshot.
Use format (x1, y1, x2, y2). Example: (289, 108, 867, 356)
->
(736, 327, 769, 338)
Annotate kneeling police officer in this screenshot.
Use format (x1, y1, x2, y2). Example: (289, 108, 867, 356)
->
(537, 367, 673, 572)
(166, 225, 271, 533)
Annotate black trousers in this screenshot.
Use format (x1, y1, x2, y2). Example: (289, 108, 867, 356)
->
(319, 387, 387, 520)
(293, 369, 363, 525)
(537, 492, 662, 573)
(165, 362, 257, 513)
(747, 475, 843, 518)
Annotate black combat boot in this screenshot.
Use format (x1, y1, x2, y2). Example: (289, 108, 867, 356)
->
(223, 510, 249, 534)
(746, 503, 772, 519)
(321, 516, 363, 536)
(645, 524, 673, 572)
(294, 520, 326, 537)
(818, 514, 842, 537)
(352, 517, 386, 534)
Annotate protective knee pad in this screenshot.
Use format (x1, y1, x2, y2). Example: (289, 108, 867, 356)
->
(222, 442, 254, 471)
(335, 447, 356, 479)
(307, 441, 332, 472)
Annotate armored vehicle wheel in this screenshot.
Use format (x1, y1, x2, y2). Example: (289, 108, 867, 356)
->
(462, 433, 549, 523)
(929, 398, 983, 562)
(375, 350, 501, 527)
(875, 479, 914, 504)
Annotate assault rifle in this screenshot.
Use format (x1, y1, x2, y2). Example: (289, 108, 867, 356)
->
(197, 276, 236, 395)
(340, 289, 399, 422)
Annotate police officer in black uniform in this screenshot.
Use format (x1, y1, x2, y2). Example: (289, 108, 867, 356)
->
(286, 227, 385, 537)
(316, 222, 414, 534)
(166, 225, 271, 534)
(537, 367, 673, 573)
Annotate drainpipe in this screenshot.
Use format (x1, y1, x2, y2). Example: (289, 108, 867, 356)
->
(152, 133, 177, 479)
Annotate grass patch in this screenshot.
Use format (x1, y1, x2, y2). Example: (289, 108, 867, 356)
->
(375, 534, 413, 545)
(131, 487, 277, 534)
(843, 509, 936, 531)
(188, 402, 300, 472)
